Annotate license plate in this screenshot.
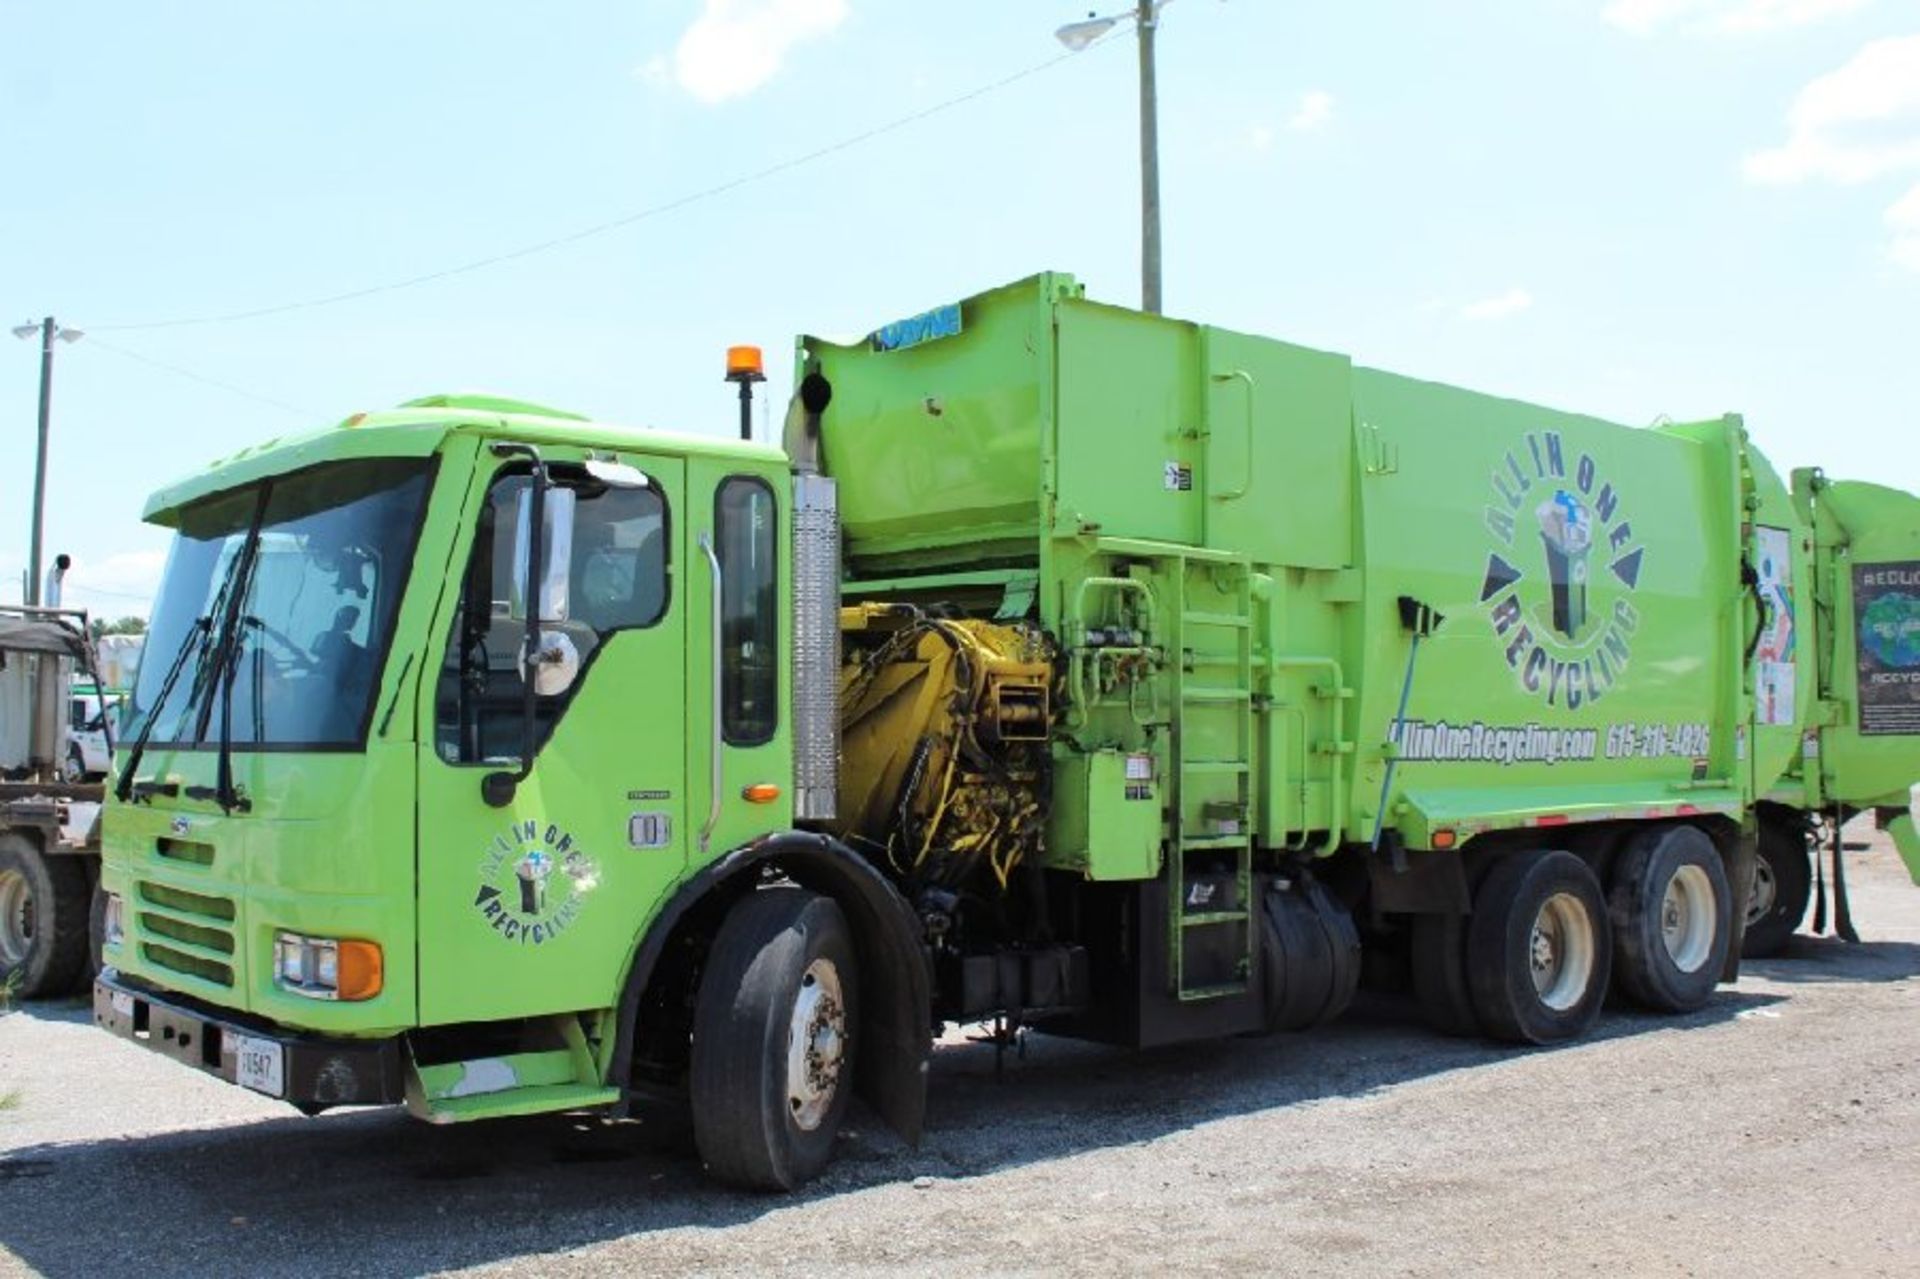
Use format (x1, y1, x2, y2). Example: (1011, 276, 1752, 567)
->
(231, 1033, 285, 1098)
(109, 990, 134, 1018)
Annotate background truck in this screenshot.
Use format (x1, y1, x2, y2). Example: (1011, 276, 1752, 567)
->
(0, 590, 113, 1000)
(92, 273, 1920, 1189)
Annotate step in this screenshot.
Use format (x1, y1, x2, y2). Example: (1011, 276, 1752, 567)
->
(422, 1082, 624, 1125)
(1181, 760, 1250, 775)
(1182, 611, 1251, 629)
(1177, 982, 1250, 1002)
(1179, 910, 1251, 928)
(1179, 835, 1251, 850)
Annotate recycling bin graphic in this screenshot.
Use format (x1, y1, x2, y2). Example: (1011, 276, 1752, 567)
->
(516, 849, 553, 915)
(1537, 490, 1593, 638)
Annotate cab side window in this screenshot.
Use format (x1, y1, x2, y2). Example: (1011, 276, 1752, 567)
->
(435, 466, 669, 764)
(717, 477, 777, 746)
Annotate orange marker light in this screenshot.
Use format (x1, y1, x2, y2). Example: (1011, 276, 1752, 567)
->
(725, 345, 766, 381)
(741, 783, 782, 804)
(1432, 829, 1458, 850)
(336, 940, 384, 1002)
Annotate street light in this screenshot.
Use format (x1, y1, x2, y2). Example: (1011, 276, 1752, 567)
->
(12, 317, 83, 606)
(1056, 1, 1169, 314)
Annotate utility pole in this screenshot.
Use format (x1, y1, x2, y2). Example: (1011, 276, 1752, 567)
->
(1056, 3, 1170, 315)
(12, 316, 82, 606)
(1136, 0, 1162, 315)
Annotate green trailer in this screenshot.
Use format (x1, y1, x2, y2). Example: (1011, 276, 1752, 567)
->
(91, 274, 1920, 1188)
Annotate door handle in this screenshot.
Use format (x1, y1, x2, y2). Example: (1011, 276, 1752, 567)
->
(698, 532, 724, 854)
(1209, 369, 1255, 502)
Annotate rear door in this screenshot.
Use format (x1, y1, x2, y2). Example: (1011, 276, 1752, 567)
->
(414, 446, 688, 1026)
(1810, 478, 1920, 807)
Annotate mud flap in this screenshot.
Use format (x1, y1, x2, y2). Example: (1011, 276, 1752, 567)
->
(1889, 812, 1920, 887)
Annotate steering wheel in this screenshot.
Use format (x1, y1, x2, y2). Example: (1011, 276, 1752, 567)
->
(246, 618, 320, 673)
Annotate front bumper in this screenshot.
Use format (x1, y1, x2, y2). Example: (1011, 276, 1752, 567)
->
(93, 968, 405, 1108)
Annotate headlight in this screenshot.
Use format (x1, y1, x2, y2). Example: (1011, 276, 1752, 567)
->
(102, 892, 124, 948)
(273, 931, 382, 1001)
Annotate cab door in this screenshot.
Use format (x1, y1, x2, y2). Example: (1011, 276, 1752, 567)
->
(414, 446, 688, 1026)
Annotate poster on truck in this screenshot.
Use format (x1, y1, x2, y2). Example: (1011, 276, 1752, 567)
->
(1754, 527, 1796, 727)
(1854, 560, 1920, 735)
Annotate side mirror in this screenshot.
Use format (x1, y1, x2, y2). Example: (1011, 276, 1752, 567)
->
(510, 486, 576, 624)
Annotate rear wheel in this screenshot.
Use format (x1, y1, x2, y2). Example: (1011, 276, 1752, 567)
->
(0, 833, 91, 999)
(690, 888, 858, 1191)
(1410, 912, 1478, 1037)
(1608, 825, 1731, 1012)
(1742, 818, 1812, 959)
(1467, 851, 1612, 1045)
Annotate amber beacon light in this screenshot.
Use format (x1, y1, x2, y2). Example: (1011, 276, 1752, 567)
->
(725, 344, 767, 443)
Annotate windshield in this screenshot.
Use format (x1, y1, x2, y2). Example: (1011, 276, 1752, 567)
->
(125, 457, 433, 750)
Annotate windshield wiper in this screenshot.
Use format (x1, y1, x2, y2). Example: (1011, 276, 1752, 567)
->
(113, 615, 215, 804)
(208, 501, 270, 814)
(114, 510, 262, 806)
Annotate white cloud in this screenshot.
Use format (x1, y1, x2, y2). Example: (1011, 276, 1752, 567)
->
(1888, 182, 1920, 270)
(646, 0, 849, 105)
(1603, 0, 1871, 35)
(63, 550, 166, 616)
(1246, 124, 1276, 152)
(1288, 90, 1335, 133)
(1460, 288, 1534, 321)
(1745, 35, 1920, 185)
(1744, 35, 1920, 270)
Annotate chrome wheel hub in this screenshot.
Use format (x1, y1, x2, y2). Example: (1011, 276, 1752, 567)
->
(0, 868, 32, 968)
(1746, 857, 1777, 926)
(1529, 891, 1595, 1012)
(786, 957, 846, 1132)
(1660, 863, 1717, 973)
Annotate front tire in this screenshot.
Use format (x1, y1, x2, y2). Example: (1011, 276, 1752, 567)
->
(1467, 851, 1612, 1045)
(0, 833, 90, 999)
(1608, 825, 1732, 1013)
(690, 888, 858, 1191)
(1742, 818, 1812, 959)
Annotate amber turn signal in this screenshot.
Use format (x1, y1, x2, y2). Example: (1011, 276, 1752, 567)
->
(1431, 829, 1458, 850)
(335, 940, 384, 1002)
(741, 783, 782, 804)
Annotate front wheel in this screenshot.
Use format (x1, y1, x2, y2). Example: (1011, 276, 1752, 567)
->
(1467, 850, 1612, 1045)
(690, 888, 859, 1191)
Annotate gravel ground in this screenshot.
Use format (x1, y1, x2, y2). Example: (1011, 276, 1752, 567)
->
(3, 824, 1918, 1278)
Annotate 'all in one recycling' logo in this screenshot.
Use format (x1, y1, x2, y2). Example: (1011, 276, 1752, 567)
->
(472, 819, 599, 945)
(1480, 431, 1645, 709)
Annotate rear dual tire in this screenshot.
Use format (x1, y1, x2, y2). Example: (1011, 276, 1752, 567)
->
(1741, 819, 1811, 960)
(1466, 851, 1613, 1045)
(1608, 824, 1731, 1013)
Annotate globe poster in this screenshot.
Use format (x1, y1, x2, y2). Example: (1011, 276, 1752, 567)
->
(1854, 561, 1920, 736)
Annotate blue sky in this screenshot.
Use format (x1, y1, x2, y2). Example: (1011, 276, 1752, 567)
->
(4, 0, 1917, 617)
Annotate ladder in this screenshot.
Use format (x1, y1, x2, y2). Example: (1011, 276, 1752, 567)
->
(1167, 553, 1257, 1001)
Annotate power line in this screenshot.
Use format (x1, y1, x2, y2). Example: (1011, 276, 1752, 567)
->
(83, 337, 312, 417)
(92, 41, 1113, 334)
(63, 583, 155, 603)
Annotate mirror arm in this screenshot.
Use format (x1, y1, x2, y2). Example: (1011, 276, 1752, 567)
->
(484, 441, 549, 808)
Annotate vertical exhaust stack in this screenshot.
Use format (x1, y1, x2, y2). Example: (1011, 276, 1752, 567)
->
(787, 369, 839, 822)
(44, 553, 69, 609)
(30, 554, 73, 773)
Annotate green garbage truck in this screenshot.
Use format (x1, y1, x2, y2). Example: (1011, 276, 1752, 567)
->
(92, 273, 1920, 1188)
